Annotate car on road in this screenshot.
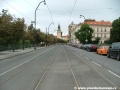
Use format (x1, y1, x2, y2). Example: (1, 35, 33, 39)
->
(82, 44, 89, 50)
(86, 44, 97, 52)
(107, 42, 120, 61)
(78, 44, 84, 49)
(97, 46, 109, 55)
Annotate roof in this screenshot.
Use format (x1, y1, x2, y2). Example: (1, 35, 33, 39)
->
(81, 19, 112, 26)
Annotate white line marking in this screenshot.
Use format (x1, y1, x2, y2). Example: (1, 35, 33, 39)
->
(0, 48, 53, 76)
(84, 56, 89, 60)
(108, 70, 120, 79)
(80, 54, 83, 56)
(92, 61, 102, 67)
(67, 47, 120, 89)
(64, 48, 79, 88)
(94, 69, 120, 89)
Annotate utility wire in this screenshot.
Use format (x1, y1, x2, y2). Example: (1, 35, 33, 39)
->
(46, 3, 55, 31)
(46, 4, 54, 23)
(24, 0, 54, 23)
(24, 0, 36, 8)
(2, 0, 32, 21)
(68, 0, 77, 24)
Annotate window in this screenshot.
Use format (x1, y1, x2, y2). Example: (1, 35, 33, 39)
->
(97, 28, 99, 32)
(105, 28, 106, 32)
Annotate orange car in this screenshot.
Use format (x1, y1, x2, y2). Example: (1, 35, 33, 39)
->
(97, 46, 109, 55)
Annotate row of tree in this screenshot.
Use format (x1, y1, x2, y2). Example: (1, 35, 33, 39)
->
(75, 17, 120, 44)
(0, 9, 67, 51)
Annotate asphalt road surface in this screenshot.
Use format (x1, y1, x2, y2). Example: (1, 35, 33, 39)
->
(0, 45, 120, 90)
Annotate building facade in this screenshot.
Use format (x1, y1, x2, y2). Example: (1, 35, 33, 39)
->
(68, 19, 112, 44)
(68, 21, 79, 44)
(84, 19, 112, 43)
(57, 24, 68, 41)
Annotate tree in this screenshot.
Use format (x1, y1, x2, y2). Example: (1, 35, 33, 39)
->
(110, 17, 120, 42)
(0, 9, 13, 45)
(75, 23, 94, 44)
(0, 10, 25, 51)
(92, 37, 100, 44)
(26, 24, 35, 44)
(47, 34, 56, 44)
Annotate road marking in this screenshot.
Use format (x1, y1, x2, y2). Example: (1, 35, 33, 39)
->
(84, 56, 89, 60)
(34, 52, 56, 90)
(67, 47, 120, 89)
(63, 48, 80, 88)
(92, 61, 102, 67)
(94, 69, 120, 89)
(0, 48, 53, 76)
(80, 54, 82, 56)
(108, 70, 120, 79)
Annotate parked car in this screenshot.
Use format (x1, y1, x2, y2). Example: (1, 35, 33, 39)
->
(107, 42, 120, 61)
(78, 44, 84, 49)
(82, 44, 88, 50)
(97, 46, 109, 55)
(86, 44, 97, 52)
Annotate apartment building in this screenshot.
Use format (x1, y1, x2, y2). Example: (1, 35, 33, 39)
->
(84, 19, 112, 43)
(68, 19, 112, 44)
(68, 21, 79, 44)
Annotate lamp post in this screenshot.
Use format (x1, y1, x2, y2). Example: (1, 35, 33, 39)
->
(47, 22, 54, 46)
(48, 22, 54, 35)
(34, 0, 46, 49)
(35, 0, 46, 29)
(80, 15, 88, 43)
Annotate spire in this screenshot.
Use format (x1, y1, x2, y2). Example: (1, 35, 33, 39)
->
(58, 23, 61, 31)
(71, 21, 74, 25)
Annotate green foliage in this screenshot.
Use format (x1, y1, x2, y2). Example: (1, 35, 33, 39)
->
(110, 17, 120, 42)
(104, 39, 112, 44)
(57, 38, 67, 43)
(75, 23, 94, 44)
(92, 37, 100, 44)
(0, 9, 57, 51)
(0, 10, 25, 51)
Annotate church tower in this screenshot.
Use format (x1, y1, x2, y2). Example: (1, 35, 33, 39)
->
(57, 24, 62, 39)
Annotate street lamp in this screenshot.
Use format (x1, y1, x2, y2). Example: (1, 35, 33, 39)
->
(47, 22, 54, 46)
(35, 0, 46, 29)
(48, 22, 54, 34)
(80, 15, 88, 43)
(34, 0, 46, 49)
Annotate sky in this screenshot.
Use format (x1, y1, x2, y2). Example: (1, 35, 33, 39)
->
(0, 0, 120, 35)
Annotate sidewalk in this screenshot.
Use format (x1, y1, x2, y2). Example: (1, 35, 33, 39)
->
(0, 47, 43, 61)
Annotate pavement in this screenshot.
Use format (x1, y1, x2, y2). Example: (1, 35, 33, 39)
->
(0, 47, 44, 61)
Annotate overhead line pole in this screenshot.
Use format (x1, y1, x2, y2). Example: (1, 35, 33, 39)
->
(34, 0, 46, 49)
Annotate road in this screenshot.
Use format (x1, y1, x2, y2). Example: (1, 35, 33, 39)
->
(0, 45, 120, 90)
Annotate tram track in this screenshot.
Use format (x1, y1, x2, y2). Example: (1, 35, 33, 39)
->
(33, 48, 59, 90)
(65, 46, 120, 90)
(63, 46, 82, 90)
(0, 46, 57, 85)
